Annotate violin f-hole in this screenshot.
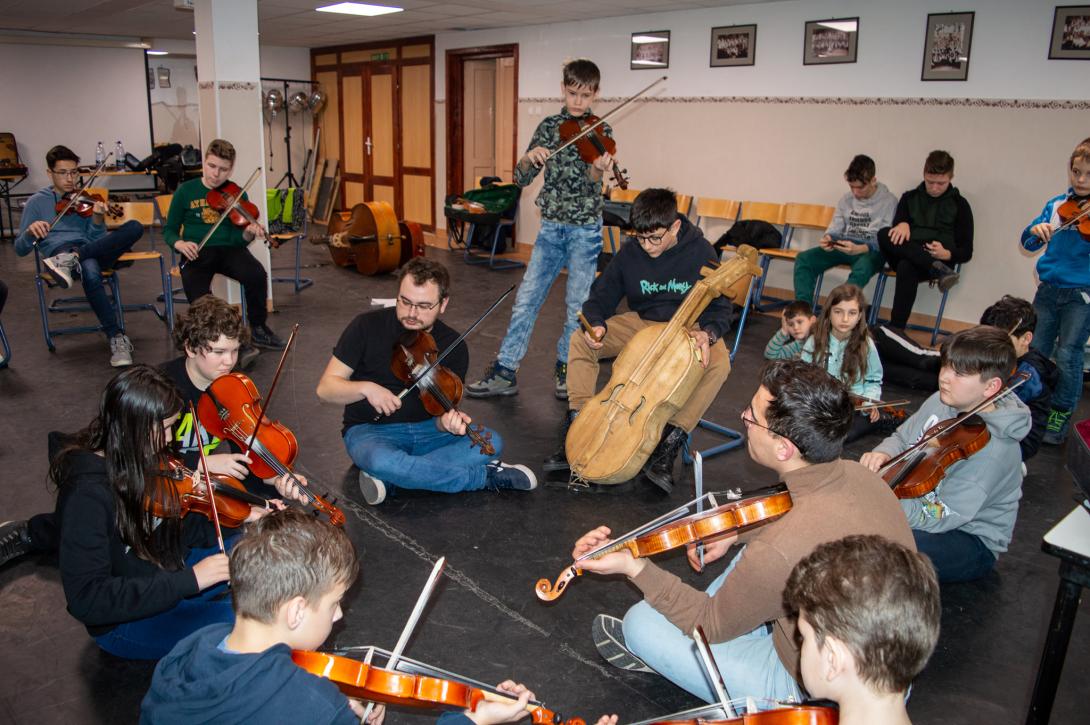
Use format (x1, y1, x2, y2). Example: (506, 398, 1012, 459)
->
(628, 396, 646, 425)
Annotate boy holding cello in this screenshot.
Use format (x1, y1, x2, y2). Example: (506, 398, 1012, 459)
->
(142, 508, 576, 725)
(861, 326, 1031, 583)
(467, 58, 614, 401)
(164, 138, 285, 351)
(568, 360, 914, 703)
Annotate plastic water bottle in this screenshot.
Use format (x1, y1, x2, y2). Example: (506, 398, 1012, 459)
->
(95, 141, 105, 166)
(114, 140, 125, 169)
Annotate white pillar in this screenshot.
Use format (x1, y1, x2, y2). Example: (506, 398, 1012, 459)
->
(193, 0, 273, 312)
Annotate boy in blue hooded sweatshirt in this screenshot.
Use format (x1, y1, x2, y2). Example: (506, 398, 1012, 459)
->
(141, 509, 593, 725)
(861, 326, 1031, 583)
(1020, 137, 1090, 445)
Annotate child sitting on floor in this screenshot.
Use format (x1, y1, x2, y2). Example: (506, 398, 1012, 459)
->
(764, 300, 816, 361)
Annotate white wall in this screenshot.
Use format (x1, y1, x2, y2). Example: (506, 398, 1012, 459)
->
(431, 0, 1089, 327)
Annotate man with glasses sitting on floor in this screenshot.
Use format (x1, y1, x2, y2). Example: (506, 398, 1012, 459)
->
(543, 187, 732, 494)
(14, 145, 144, 366)
(316, 257, 537, 506)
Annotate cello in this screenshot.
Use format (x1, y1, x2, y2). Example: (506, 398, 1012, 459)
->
(565, 246, 762, 484)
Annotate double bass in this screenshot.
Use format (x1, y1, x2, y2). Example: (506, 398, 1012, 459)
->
(565, 246, 762, 484)
(315, 201, 420, 275)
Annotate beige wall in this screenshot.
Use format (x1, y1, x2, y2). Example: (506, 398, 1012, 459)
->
(437, 96, 1084, 327)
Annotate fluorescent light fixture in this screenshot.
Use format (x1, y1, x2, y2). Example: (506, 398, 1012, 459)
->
(147, 50, 169, 55)
(316, 2, 403, 16)
(817, 20, 857, 32)
(631, 35, 667, 44)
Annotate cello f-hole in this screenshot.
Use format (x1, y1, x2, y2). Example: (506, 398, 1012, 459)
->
(628, 396, 646, 425)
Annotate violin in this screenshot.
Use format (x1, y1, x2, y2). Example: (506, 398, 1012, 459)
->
(206, 180, 267, 240)
(565, 247, 762, 484)
(1057, 195, 1090, 242)
(624, 700, 837, 725)
(536, 486, 792, 601)
(557, 115, 628, 189)
(391, 330, 496, 456)
(149, 455, 271, 529)
(849, 394, 909, 422)
(292, 647, 585, 725)
(55, 190, 123, 219)
(197, 372, 346, 526)
(879, 371, 1029, 500)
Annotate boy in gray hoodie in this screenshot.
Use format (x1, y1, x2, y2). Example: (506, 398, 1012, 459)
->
(793, 154, 898, 305)
(861, 326, 1031, 583)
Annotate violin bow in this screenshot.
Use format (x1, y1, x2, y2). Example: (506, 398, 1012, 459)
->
(544, 75, 667, 163)
(360, 557, 446, 722)
(181, 166, 262, 267)
(392, 284, 516, 404)
(189, 402, 226, 554)
(41, 154, 114, 237)
(694, 453, 706, 571)
(692, 625, 737, 718)
(853, 395, 911, 412)
(878, 370, 1030, 475)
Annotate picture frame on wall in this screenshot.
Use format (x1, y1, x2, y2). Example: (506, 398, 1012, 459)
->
(1049, 5, 1090, 59)
(631, 30, 670, 70)
(803, 17, 858, 65)
(710, 24, 756, 67)
(921, 11, 975, 81)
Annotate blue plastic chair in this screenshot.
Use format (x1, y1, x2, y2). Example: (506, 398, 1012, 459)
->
(868, 263, 960, 345)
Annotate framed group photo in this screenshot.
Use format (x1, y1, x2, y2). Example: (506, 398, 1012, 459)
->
(710, 24, 756, 67)
(1049, 5, 1090, 59)
(803, 17, 858, 65)
(922, 11, 975, 80)
(631, 31, 670, 70)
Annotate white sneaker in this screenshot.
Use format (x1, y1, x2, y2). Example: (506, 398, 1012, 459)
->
(43, 251, 80, 289)
(358, 471, 387, 505)
(109, 334, 134, 367)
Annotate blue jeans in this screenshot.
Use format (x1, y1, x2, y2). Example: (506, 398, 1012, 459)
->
(66, 220, 144, 338)
(93, 539, 235, 660)
(622, 547, 802, 703)
(913, 528, 996, 583)
(496, 220, 602, 370)
(343, 420, 502, 493)
(1031, 283, 1090, 423)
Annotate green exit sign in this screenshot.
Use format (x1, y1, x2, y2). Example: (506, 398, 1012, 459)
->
(371, 52, 389, 61)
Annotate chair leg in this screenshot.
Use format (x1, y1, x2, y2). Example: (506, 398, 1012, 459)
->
(811, 271, 824, 313)
(272, 235, 314, 293)
(36, 275, 56, 352)
(0, 318, 11, 368)
(730, 276, 756, 363)
(931, 289, 952, 346)
(868, 273, 887, 327)
(682, 419, 746, 464)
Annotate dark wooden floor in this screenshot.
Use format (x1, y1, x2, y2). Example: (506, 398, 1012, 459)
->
(0, 236, 1087, 725)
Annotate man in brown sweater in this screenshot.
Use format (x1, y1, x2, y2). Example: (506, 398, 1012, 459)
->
(572, 360, 915, 703)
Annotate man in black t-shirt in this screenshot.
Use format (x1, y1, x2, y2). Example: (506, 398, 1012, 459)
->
(317, 258, 537, 505)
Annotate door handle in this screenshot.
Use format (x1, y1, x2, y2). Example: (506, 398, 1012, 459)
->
(365, 136, 372, 156)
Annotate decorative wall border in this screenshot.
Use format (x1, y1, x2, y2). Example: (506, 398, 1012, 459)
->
(198, 81, 258, 91)
(520, 95, 1090, 110)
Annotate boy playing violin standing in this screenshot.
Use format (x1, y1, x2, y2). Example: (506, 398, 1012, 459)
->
(467, 59, 614, 400)
(570, 360, 913, 703)
(14, 144, 144, 366)
(1019, 137, 1090, 445)
(783, 535, 941, 725)
(164, 138, 285, 350)
(317, 258, 536, 505)
(861, 326, 1031, 583)
(142, 508, 567, 725)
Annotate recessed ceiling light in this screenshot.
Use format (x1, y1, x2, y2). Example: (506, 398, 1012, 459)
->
(316, 2, 403, 16)
(147, 50, 169, 55)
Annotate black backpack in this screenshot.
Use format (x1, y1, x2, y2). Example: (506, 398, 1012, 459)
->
(714, 219, 782, 252)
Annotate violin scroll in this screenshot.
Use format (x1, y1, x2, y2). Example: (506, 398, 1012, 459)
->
(534, 567, 582, 603)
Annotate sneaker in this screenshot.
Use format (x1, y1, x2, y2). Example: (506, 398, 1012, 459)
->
(43, 251, 80, 289)
(931, 262, 960, 294)
(485, 461, 538, 491)
(237, 344, 261, 372)
(358, 471, 388, 505)
(0, 520, 32, 568)
(555, 361, 568, 400)
(250, 324, 286, 350)
(465, 362, 518, 398)
(1043, 408, 1073, 445)
(592, 614, 654, 673)
(109, 333, 134, 367)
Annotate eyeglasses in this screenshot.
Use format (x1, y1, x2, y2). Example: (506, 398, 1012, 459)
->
(633, 230, 670, 246)
(50, 169, 81, 178)
(397, 296, 441, 312)
(739, 404, 777, 435)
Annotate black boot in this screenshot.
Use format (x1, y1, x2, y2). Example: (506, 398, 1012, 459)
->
(642, 424, 687, 494)
(543, 410, 578, 474)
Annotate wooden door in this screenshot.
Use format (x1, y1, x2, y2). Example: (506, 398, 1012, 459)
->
(463, 59, 496, 190)
(494, 57, 515, 182)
